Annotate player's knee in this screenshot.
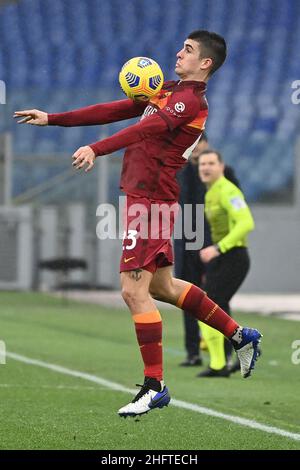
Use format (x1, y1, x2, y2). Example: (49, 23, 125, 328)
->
(121, 286, 134, 306)
(121, 285, 147, 308)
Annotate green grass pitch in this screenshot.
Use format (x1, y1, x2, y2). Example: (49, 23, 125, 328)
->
(0, 292, 299, 450)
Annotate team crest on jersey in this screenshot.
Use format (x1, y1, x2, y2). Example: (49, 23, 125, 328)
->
(137, 58, 152, 68)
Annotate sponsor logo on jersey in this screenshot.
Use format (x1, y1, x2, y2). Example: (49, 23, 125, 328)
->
(124, 256, 136, 263)
(164, 106, 182, 118)
(174, 102, 185, 112)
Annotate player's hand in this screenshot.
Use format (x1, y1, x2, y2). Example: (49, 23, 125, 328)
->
(13, 109, 48, 126)
(199, 245, 220, 263)
(72, 146, 96, 172)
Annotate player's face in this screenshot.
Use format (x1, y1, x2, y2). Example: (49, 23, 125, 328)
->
(198, 153, 224, 184)
(175, 39, 211, 80)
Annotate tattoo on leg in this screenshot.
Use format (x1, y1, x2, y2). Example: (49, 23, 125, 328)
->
(130, 269, 143, 281)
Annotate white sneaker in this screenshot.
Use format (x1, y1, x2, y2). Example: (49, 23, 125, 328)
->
(231, 327, 262, 378)
(118, 377, 170, 418)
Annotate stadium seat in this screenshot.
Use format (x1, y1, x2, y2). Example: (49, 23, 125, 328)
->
(0, 0, 298, 201)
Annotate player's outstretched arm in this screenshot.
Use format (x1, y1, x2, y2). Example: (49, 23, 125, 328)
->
(13, 109, 48, 126)
(71, 113, 168, 173)
(15, 100, 148, 128)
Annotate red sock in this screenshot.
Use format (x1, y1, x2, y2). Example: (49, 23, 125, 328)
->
(178, 284, 238, 338)
(133, 311, 163, 381)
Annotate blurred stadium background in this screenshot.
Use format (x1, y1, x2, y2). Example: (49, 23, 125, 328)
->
(0, 0, 300, 294)
(0, 0, 300, 452)
(1, 0, 300, 294)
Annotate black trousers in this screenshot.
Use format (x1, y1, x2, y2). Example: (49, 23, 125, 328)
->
(203, 247, 250, 359)
(203, 247, 250, 315)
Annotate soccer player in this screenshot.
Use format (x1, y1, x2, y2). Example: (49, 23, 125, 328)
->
(197, 149, 255, 377)
(14, 30, 262, 418)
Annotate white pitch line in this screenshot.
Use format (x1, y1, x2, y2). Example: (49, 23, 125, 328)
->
(7, 351, 300, 443)
(0, 383, 99, 390)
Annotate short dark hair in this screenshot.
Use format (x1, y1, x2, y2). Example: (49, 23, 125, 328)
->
(188, 30, 227, 76)
(199, 148, 223, 162)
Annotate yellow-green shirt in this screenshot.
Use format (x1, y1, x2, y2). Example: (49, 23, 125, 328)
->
(205, 176, 255, 253)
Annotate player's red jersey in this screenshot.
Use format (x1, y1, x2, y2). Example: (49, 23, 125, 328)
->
(48, 80, 208, 202)
(47, 81, 208, 272)
(120, 80, 208, 201)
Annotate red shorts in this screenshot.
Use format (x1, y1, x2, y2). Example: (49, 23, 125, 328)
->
(120, 195, 179, 274)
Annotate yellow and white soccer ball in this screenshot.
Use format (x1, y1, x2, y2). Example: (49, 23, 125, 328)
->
(119, 57, 164, 101)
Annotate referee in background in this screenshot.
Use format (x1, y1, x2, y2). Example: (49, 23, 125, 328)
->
(197, 149, 255, 377)
(174, 133, 210, 367)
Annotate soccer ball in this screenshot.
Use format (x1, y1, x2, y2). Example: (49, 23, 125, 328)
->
(119, 57, 164, 101)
